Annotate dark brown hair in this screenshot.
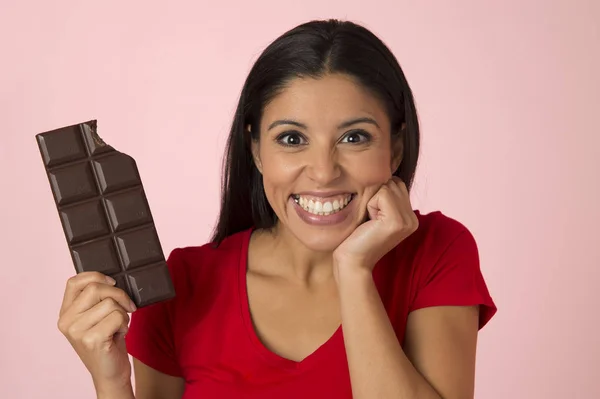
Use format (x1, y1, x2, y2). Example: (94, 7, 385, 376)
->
(211, 19, 420, 244)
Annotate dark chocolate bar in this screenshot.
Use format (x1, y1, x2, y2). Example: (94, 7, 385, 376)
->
(36, 120, 175, 308)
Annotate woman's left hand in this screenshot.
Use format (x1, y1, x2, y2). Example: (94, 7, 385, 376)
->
(333, 177, 419, 273)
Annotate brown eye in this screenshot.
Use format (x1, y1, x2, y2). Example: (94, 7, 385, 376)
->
(341, 130, 371, 144)
(277, 132, 306, 146)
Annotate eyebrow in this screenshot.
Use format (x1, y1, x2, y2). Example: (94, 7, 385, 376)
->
(267, 117, 380, 131)
(338, 117, 380, 129)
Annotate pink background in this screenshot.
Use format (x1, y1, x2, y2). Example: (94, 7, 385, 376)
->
(1, 1, 599, 398)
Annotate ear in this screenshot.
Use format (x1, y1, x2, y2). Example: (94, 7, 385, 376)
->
(248, 125, 263, 174)
(390, 123, 406, 173)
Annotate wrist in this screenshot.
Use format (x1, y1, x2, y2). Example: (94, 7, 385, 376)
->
(95, 379, 134, 399)
(333, 258, 374, 287)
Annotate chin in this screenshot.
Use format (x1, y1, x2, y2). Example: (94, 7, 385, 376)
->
(295, 228, 352, 253)
(287, 209, 361, 254)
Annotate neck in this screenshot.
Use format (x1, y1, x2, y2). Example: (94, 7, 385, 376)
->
(254, 223, 336, 286)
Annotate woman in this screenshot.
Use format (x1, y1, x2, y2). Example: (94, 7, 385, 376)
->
(57, 19, 496, 399)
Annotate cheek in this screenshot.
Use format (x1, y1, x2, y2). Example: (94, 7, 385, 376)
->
(260, 154, 301, 195)
(343, 151, 393, 186)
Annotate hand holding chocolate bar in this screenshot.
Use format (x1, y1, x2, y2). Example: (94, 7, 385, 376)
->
(36, 120, 175, 397)
(57, 272, 136, 396)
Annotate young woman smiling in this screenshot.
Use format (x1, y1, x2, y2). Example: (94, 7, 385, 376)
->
(57, 19, 496, 399)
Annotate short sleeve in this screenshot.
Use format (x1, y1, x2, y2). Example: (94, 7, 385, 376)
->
(409, 227, 497, 329)
(125, 249, 183, 377)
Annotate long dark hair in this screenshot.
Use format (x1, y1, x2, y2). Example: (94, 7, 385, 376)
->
(210, 19, 420, 244)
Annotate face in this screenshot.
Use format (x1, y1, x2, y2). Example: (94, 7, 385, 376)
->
(252, 74, 402, 252)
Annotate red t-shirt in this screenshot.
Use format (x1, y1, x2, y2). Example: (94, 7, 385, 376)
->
(126, 210, 496, 398)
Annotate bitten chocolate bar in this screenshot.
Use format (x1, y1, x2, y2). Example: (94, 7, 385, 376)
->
(36, 120, 175, 308)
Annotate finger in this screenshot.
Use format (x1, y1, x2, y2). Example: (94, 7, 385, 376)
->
(388, 177, 408, 197)
(80, 311, 130, 352)
(386, 181, 405, 202)
(391, 175, 404, 185)
(61, 272, 116, 316)
(387, 178, 415, 216)
(370, 182, 416, 233)
(67, 298, 130, 338)
(377, 185, 403, 218)
(386, 179, 418, 231)
(365, 186, 385, 220)
(366, 185, 400, 220)
(70, 282, 136, 316)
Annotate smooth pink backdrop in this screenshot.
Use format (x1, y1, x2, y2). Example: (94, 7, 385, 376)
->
(1, 1, 599, 398)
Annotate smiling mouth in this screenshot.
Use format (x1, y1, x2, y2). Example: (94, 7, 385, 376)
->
(291, 194, 356, 216)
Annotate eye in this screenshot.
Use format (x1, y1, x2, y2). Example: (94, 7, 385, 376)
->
(340, 130, 371, 144)
(276, 131, 306, 147)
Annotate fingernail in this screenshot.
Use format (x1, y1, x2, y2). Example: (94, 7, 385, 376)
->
(105, 276, 116, 285)
(129, 300, 137, 312)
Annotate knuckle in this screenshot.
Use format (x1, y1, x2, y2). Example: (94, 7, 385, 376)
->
(66, 275, 78, 289)
(57, 318, 69, 334)
(80, 334, 98, 351)
(84, 282, 100, 296)
(103, 297, 118, 307)
(66, 324, 82, 339)
(102, 297, 121, 312)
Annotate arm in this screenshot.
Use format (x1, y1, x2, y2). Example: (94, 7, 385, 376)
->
(132, 359, 186, 399)
(96, 360, 184, 399)
(337, 266, 479, 399)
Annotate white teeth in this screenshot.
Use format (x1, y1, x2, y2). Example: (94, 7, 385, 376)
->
(293, 194, 354, 216)
(315, 201, 323, 213)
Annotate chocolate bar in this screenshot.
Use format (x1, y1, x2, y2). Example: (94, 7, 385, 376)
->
(36, 120, 175, 308)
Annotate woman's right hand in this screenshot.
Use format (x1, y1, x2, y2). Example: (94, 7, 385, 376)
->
(57, 272, 138, 394)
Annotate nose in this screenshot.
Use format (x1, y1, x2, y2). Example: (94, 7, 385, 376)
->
(305, 147, 341, 185)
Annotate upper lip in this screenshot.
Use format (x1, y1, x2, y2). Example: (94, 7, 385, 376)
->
(293, 191, 355, 198)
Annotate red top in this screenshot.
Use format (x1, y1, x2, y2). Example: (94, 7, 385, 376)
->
(126, 210, 496, 398)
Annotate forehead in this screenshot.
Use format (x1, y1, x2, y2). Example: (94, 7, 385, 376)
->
(261, 74, 389, 129)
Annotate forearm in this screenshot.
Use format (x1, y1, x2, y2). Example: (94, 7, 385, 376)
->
(336, 265, 441, 399)
(96, 380, 135, 399)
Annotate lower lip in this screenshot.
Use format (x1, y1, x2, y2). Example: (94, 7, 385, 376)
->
(290, 196, 355, 226)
